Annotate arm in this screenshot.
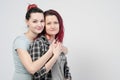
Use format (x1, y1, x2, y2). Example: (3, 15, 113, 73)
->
(17, 48, 52, 74)
(29, 40, 62, 79)
(16, 39, 53, 75)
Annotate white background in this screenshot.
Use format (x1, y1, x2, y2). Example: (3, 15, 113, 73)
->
(0, 0, 120, 80)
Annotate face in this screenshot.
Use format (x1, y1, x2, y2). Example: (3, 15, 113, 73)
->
(45, 15, 59, 36)
(26, 12, 44, 35)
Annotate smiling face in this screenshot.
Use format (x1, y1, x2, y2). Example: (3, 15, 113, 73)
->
(26, 12, 44, 35)
(45, 15, 59, 37)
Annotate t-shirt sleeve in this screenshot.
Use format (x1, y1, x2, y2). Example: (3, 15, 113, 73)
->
(13, 37, 27, 51)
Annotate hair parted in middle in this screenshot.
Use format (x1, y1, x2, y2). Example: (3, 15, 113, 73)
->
(42, 9, 64, 43)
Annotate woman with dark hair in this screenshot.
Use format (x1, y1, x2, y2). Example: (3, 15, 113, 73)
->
(12, 4, 56, 80)
(29, 9, 72, 80)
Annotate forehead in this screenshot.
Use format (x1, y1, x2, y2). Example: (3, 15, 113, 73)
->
(30, 12, 44, 20)
(45, 15, 58, 21)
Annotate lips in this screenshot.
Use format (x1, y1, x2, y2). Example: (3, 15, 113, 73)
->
(49, 29, 56, 31)
(36, 27, 43, 30)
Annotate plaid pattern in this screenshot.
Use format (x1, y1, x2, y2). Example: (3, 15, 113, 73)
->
(29, 35, 72, 80)
(64, 61, 72, 80)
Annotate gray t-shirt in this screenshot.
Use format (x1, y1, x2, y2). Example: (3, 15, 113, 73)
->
(12, 34, 32, 80)
(51, 53, 67, 80)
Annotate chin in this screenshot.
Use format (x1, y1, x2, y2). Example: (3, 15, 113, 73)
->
(50, 33, 57, 35)
(50, 32, 58, 35)
(37, 31, 43, 34)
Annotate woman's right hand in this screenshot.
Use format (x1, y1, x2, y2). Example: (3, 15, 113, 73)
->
(52, 41, 62, 57)
(48, 39, 56, 52)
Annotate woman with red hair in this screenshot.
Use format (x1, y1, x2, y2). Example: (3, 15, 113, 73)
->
(29, 9, 72, 80)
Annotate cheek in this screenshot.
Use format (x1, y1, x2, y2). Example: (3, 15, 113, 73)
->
(54, 28, 59, 34)
(45, 27, 49, 32)
(29, 23, 35, 28)
(45, 28, 50, 34)
(56, 26, 60, 32)
(42, 23, 45, 26)
(56, 28, 59, 33)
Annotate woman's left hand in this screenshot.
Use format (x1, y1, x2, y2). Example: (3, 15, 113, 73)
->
(62, 46, 68, 54)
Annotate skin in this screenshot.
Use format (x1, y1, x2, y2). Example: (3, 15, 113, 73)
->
(45, 15, 59, 39)
(26, 13, 45, 37)
(45, 15, 68, 54)
(45, 15, 68, 80)
(16, 12, 59, 74)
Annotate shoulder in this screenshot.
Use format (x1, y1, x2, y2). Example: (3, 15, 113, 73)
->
(13, 34, 29, 50)
(13, 34, 27, 44)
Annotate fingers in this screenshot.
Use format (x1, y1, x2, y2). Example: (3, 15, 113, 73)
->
(62, 46, 68, 54)
(49, 40, 63, 57)
(54, 42, 62, 53)
(52, 39, 56, 44)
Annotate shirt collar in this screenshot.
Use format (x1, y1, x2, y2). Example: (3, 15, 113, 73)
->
(40, 35, 50, 45)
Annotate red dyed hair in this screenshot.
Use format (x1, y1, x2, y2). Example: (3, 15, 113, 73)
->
(43, 9, 64, 43)
(27, 4, 37, 11)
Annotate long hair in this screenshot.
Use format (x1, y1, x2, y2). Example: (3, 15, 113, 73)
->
(43, 9, 64, 43)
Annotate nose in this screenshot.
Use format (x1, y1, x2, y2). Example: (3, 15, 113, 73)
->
(38, 22, 43, 26)
(51, 23, 55, 28)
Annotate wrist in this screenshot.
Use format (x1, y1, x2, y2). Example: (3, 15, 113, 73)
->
(48, 49, 52, 54)
(53, 53, 59, 59)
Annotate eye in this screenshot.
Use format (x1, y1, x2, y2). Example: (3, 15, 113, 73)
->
(54, 21, 59, 24)
(40, 20, 44, 23)
(46, 22, 51, 25)
(33, 20, 37, 23)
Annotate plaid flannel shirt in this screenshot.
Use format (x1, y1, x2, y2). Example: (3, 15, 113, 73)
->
(29, 35, 72, 80)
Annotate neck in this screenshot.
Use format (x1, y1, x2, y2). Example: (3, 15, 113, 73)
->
(45, 34, 55, 43)
(25, 31, 38, 42)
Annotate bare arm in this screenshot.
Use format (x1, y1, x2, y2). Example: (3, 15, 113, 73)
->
(17, 48, 52, 74)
